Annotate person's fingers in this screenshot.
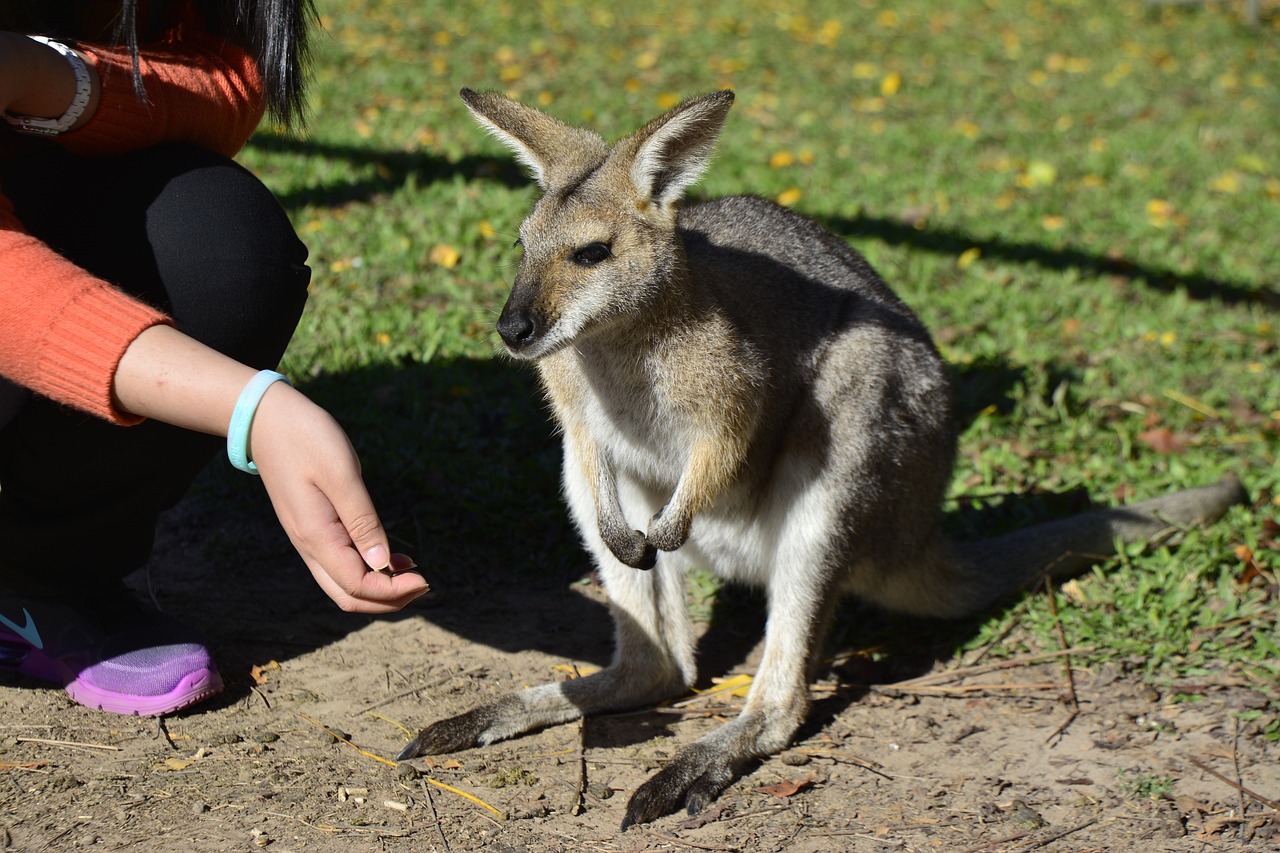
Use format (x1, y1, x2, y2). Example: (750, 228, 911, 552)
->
(304, 551, 429, 613)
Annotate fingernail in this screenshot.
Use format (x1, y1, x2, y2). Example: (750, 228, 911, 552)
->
(363, 544, 390, 569)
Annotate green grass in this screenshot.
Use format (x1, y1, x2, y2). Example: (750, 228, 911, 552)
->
(233, 0, 1278, 719)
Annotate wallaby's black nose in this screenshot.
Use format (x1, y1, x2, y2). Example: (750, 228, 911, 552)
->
(496, 305, 538, 350)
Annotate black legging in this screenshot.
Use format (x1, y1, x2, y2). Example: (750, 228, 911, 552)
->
(0, 142, 310, 594)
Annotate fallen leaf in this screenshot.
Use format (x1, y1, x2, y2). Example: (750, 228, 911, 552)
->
(163, 757, 194, 771)
(429, 244, 461, 268)
(676, 802, 731, 829)
(1137, 427, 1187, 455)
(251, 660, 281, 686)
(755, 774, 816, 799)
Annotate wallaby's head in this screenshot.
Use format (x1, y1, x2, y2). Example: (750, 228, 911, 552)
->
(460, 88, 735, 359)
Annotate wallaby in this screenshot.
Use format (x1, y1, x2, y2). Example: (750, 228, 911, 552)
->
(397, 88, 1247, 828)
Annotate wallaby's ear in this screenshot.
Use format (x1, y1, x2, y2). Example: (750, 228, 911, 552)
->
(622, 90, 735, 207)
(460, 88, 608, 191)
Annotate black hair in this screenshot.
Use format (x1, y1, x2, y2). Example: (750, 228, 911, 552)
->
(0, 0, 315, 128)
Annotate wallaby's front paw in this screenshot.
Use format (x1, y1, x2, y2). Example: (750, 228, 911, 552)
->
(621, 743, 738, 829)
(603, 527, 658, 570)
(645, 506, 691, 553)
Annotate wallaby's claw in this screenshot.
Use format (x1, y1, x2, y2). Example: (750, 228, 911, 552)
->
(621, 743, 737, 829)
(636, 539, 658, 570)
(645, 507, 691, 554)
(605, 528, 658, 569)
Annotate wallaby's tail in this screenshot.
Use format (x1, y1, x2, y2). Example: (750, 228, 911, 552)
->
(920, 475, 1248, 618)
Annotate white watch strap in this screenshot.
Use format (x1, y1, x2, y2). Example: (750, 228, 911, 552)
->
(3, 36, 93, 137)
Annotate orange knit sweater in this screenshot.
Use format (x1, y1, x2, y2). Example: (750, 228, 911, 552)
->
(0, 2, 267, 424)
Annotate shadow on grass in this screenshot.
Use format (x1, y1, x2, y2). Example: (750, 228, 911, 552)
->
(819, 212, 1278, 309)
(246, 132, 530, 209)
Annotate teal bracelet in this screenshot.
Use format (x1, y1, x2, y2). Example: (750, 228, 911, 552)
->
(227, 370, 290, 475)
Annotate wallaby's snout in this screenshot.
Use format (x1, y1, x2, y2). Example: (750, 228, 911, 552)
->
(495, 292, 539, 353)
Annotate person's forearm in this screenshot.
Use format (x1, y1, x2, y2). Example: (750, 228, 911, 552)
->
(112, 324, 262, 437)
(0, 30, 100, 128)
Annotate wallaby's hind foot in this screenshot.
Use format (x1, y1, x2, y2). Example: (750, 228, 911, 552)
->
(621, 742, 738, 829)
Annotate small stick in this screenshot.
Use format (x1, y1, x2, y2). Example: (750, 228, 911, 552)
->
(572, 715, 588, 816)
(877, 682, 1065, 696)
(888, 647, 1094, 688)
(1233, 716, 1247, 819)
(422, 777, 505, 820)
(297, 712, 398, 768)
(15, 737, 120, 753)
(156, 717, 179, 751)
(1018, 818, 1097, 850)
(355, 667, 481, 716)
(641, 829, 744, 852)
(793, 748, 892, 779)
(419, 779, 451, 853)
(1186, 756, 1280, 811)
(1043, 577, 1079, 746)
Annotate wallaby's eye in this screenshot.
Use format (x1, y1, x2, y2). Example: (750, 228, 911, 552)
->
(571, 242, 612, 267)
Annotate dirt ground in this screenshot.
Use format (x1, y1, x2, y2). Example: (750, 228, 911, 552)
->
(1, 463, 1277, 853)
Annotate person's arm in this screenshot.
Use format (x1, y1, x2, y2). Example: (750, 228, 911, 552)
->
(0, 31, 100, 129)
(114, 325, 428, 614)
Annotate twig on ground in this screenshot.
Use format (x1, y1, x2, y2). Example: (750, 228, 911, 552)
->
(297, 712, 398, 768)
(418, 779, 451, 853)
(640, 828, 744, 851)
(422, 776, 505, 820)
(1043, 576, 1079, 747)
(15, 737, 120, 753)
(886, 647, 1094, 689)
(877, 681, 1066, 697)
(1021, 818, 1098, 850)
(1186, 756, 1280, 811)
(1233, 716, 1248, 820)
(794, 748, 892, 779)
(156, 716, 179, 751)
(355, 667, 483, 716)
(572, 714, 588, 816)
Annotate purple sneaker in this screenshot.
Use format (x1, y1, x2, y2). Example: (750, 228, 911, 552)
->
(0, 590, 222, 717)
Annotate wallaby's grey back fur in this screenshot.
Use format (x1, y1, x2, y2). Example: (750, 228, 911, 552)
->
(398, 89, 1247, 828)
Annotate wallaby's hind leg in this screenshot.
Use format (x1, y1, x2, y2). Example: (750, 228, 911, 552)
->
(623, 553, 838, 827)
(398, 544, 695, 759)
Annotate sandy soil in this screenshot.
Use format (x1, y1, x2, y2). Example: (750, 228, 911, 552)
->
(1, 466, 1276, 853)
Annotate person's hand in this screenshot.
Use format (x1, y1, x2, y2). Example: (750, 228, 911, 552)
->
(246, 382, 429, 613)
(113, 325, 428, 614)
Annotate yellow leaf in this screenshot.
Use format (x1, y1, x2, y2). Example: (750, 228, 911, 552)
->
(776, 187, 802, 207)
(956, 247, 982, 269)
(711, 673, 756, 698)
(769, 151, 795, 169)
(656, 92, 680, 109)
(1209, 171, 1242, 194)
(880, 71, 901, 97)
(551, 663, 601, 678)
(1041, 215, 1066, 231)
(1018, 160, 1057, 188)
(163, 757, 194, 771)
(429, 244, 461, 268)
(1236, 153, 1268, 173)
(851, 61, 879, 80)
